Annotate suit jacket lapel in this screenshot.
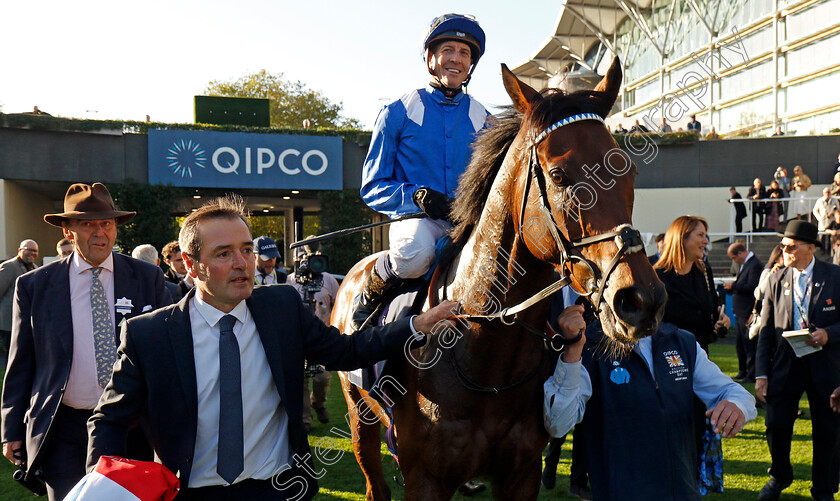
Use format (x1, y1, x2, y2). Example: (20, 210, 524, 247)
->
(113, 253, 140, 342)
(48, 259, 74, 359)
(166, 290, 199, 423)
(247, 293, 287, 404)
(809, 260, 826, 317)
(782, 267, 794, 330)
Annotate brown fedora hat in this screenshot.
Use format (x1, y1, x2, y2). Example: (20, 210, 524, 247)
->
(44, 183, 135, 227)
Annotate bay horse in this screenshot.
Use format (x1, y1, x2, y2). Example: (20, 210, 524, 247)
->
(332, 57, 667, 500)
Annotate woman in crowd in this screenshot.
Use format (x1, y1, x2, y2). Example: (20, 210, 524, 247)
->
(766, 179, 785, 231)
(830, 172, 840, 197)
(654, 215, 730, 352)
(791, 165, 812, 221)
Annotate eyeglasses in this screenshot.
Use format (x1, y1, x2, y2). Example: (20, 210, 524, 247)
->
(781, 242, 803, 252)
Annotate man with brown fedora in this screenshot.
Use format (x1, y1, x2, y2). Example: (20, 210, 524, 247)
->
(1, 182, 171, 500)
(756, 220, 840, 501)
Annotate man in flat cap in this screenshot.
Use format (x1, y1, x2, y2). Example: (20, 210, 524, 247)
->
(755, 220, 840, 501)
(1, 182, 172, 500)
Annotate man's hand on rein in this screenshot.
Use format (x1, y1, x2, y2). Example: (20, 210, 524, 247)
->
(557, 304, 586, 363)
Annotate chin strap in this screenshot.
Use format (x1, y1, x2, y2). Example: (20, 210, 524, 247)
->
(429, 80, 462, 99)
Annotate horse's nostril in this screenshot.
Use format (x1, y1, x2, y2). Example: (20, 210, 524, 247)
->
(615, 287, 646, 313)
(613, 286, 649, 324)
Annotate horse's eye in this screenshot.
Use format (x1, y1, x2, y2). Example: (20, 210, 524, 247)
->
(549, 169, 566, 185)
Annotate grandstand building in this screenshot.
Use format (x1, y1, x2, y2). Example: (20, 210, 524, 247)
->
(513, 0, 840, 137)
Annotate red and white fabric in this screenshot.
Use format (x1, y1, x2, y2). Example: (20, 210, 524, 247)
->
(64, 456, 179, 501)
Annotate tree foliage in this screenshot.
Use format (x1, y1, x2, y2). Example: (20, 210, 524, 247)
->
(317, 189, 374, 275)
(110, 180, 187, 255)
(205, 70, 361, 130)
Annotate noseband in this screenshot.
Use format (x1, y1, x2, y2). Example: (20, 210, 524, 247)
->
(457, 113, 644, 351)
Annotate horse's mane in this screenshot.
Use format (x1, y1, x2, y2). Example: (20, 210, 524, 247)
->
(450, 88, 614, 244)
(450, 106, 521, 244)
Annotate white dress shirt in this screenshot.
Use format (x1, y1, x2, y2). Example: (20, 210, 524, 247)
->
(544, 335, 758, 437)
(64, 252, 115, 409)
(188, 294, 291, 487)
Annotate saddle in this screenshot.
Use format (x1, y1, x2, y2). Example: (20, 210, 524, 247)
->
(347, 236, 460, 395)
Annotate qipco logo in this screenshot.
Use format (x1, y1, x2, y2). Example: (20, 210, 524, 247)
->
(211, 147, 329, 176)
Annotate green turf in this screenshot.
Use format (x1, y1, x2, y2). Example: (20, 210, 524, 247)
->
(0, 342, 822, 499)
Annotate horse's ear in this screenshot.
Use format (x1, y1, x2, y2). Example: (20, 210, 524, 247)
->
(593, 57, 622, 112)
(502, 63, 542, 113)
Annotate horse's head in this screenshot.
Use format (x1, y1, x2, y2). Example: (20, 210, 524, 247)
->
(502, 57, 666, 346)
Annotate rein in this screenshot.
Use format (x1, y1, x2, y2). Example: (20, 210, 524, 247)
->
(456, 112, 644, 352)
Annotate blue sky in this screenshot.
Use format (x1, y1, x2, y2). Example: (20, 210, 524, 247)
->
(1, 0, 562, 128)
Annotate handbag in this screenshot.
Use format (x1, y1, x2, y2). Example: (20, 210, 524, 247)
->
(746, 298, 762, 340)
(698, 418, 724, 494)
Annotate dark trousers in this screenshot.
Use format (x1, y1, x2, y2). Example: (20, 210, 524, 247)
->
(752, 206, 765, 231)
(734, 318, 757, 379)
(765, 370, 840, 495)
(178, 479, 285, 500)
(544, 433, 588, 488)
(40, 405, 93, 501)
(735, 217, 744, 234)
(0, 329, 10, 367)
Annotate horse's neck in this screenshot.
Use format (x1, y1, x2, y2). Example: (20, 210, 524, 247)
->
(447, 160, 550, 311)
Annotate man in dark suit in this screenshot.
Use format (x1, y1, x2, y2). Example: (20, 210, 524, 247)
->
(1, 183, 171, 501)
(724, 241, 763, 381)
(0, 239, 39, 363)
(755, 221, 840, 501)
(162, 240, 193, 299)
(748, 178, 768, 232)
(730, 187, 748, 234)
(647, 233, 665, 266)
(87, 195, 457, 500)
(131, 244, 183, 302)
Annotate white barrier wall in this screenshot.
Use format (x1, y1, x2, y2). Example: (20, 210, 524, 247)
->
(0, 180, 63, 262)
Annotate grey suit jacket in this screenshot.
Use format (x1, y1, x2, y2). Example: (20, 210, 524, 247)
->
(0, 252, 171, 474)
(756, 259, 840, 397)
(0, 257, 31, 331)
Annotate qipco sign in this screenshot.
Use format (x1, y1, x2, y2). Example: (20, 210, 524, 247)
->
(148, 129, 343, 190)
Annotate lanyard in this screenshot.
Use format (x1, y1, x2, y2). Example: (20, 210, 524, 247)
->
(793, 272, 811, 329)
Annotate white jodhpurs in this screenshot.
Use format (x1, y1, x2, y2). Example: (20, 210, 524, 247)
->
(387, 217, 452, 279)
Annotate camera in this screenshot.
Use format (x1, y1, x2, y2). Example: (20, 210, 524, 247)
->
(294, 248, 328, 378)
(294, 254, 329, 286)
(13, 465, 46, 496)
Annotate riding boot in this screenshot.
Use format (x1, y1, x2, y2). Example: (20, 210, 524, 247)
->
(351, 257, 402, 331)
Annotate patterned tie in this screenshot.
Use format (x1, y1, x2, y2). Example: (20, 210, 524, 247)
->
(794, 271, 809, 329)
(217, 314, 244, 484)
(90, 267, 116, 388)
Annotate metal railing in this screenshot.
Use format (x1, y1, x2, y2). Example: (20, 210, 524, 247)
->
(727, 194, 834, 249)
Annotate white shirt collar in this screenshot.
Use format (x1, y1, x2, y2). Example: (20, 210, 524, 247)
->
(72, 251, 114, 275)
(193, 292, 248, 329)
(744, 251, 755, 263)
(792, 256, 816, 278)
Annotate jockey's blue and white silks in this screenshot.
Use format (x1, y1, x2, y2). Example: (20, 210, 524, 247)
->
(361, 86, 489, 218)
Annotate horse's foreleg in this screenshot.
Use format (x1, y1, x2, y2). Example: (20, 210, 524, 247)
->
(403, 470, 457, 501)
(489, 456, 542, 501)
(340, 373, 391, 501)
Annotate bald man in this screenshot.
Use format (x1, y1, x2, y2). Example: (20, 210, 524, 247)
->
(0, 240, 39, 363)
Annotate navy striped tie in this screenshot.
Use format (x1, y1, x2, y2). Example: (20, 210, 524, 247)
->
(217, 314, 244, 484)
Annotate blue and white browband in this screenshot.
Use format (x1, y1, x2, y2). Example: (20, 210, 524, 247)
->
(533, 112, 605, 145)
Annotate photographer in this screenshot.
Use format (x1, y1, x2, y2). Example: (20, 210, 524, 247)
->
(286, 239, 339, 431)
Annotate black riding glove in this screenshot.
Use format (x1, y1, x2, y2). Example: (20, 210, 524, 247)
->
(413, 187, 454, 221)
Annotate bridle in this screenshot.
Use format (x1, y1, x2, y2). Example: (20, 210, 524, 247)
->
(457, 112, 644, 351)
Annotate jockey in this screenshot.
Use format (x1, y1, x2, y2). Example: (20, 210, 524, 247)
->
(353, 13, 490, 329)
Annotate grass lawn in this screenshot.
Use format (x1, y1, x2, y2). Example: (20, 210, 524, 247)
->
(0, 340, 820, 500)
